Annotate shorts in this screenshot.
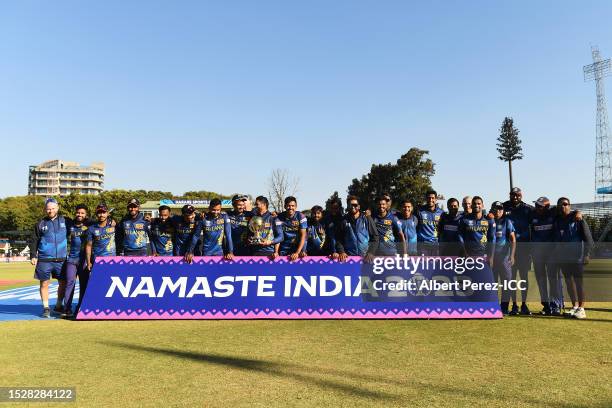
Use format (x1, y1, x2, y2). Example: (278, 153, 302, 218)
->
(34, 261, 66, 281)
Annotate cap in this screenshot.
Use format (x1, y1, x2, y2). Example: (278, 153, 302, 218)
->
(491, 201, 504, 210)
(127, 198, 140, 207)
(45, 197, 58, 205)
(95, 203, 109, 213)
(510, 187, 522, 194)
(231, 194, 248, 203)
(181, 204, 195, 214)
(534, 196, 550, 207)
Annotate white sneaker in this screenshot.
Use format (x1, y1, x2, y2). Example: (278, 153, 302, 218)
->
(573, 307, 587, 319)
(564, 306, 579, 317)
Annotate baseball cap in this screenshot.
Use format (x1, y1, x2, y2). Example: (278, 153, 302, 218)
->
(491, 201, 504, 210)
(127, 198, 140, 207)
(181, 204, 195, 214)
(510, 187, 522, 194)
(95, 203, 109, 213)
(534, 196, 550, 207)
(232, 194, 248, 202)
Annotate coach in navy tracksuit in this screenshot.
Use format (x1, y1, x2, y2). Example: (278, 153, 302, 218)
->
(439, 198, 463, 256)
(335, 195, 379, 261)
(503, 187, 533, 315)
(553, 198, 593, 319)
(115, 199, 151, 256)
(30, 198, 68, 318)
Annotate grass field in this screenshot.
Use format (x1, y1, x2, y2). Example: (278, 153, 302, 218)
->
(1, 263, 611, 407)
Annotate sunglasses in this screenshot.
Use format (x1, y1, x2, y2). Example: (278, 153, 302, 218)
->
(349, 203, 360, 207)
(561, 202, 570, 207)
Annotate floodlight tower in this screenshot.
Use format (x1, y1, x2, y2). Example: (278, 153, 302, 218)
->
(584, 46, 612, 204)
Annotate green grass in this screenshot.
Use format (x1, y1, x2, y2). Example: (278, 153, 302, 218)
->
(1, 312, 611, 407)
(1, 263, 611, 407)
(0, 262, 36, 289)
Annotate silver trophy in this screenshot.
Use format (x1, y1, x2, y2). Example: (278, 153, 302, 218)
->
(248, 216, 266, 245)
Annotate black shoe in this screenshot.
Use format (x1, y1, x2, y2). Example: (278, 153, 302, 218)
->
(540, 306, 551, 316)
(500, 302, 510, 315)
(53, 305, 64, 315)
(61, 309, 74, 319)
(550, 309, 562, 316)
(42, 307, 51, 318)
(520, 304, 532, 316)
(509, 304, 519, 316)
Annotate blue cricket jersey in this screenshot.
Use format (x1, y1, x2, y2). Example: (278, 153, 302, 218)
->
(277, 211, 308, 255)
(86, 222, 117, 257)
(416, 205, 444, 243)
(67, 221, 89, 262)
(458, 214, 496, 257)
(227, 210, 254, 256)
(248, 211, 284, 255)
(200, 212, 233, 256)
(306, 220, 328, 256)
(171, 215, 201, 256)
(373, 211, 403, 255)
(149, 217, 175, 256)
(116, 213, 151, 254)
(494, 217, 515, 257)
(397, 214, 418, 254)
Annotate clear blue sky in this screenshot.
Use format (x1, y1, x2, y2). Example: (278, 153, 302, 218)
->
(1, 1, 611, 209)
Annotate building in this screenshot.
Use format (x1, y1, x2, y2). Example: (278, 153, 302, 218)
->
(28, 160, 105, 196)
(140, 199, 236, 219)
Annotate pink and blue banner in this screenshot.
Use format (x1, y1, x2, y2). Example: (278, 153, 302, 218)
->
(76, 256, 502, 320)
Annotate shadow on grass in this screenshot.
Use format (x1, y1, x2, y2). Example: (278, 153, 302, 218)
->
(101, 341, 399, 401)
(522, 314, 612, 323)
(101, 341, 608, 407)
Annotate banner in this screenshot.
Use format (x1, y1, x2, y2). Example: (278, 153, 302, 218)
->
(76, 256, 502, 320)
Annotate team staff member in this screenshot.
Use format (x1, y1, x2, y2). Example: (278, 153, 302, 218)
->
(172, 205, 202, 263)
(503, 187, 533, 315)
(397, 199, 418, 255)
(553, 197, 594, 319)
(439, 198, 462, 256)
(149, 205, 175, 256)
(491, 201, 516, 315)
(416, 190, 444, 256)
(323, 198, 343, 259)
(335, 195, 379, 261)
(373, 196, 405, 256)
(305, 205, 329, 256)
(530, 197, 563, 316)
(461, 196, 473, 216)
(458, 196, 496, 263)
(62, 205, 89, 318)
(200, 198, 233, 259)
(277, 196, 308, 260)
(248, 196, 283, 258)
(227, 194, 253, 256)
(115, 199, 151, 256)
(30, 198, 68, 318)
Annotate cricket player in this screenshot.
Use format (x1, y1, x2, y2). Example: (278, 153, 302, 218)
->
(439, 198, 463, 256)
(227, 194, 254, 256)
(416, 190, 444, 255)
(277, 196, 307, 260)
(115, 198, 151, 256)
(491, 201, 516, 315)
(199, 198, 233, 259)
(30, 198, 68, 318)
(503, 187, 533, 315)
(149, 205, 175, 256)
(85, 203, 116, 272)
(335, 195, 379, 261)
(396, 199, 418, 255)
(553, 197, 594, 319)
(62, 204, 89, 318)
(372, 196, 405, 256)
(305, 205, 329, 256)
(458, 196, 496, 262)
(248, 196, 283, 258)
(172, 204, 202, 263)
(530, 197, 563, 315)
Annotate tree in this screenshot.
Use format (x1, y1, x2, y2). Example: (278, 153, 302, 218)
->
(267, 169, 299, 212)
(347, 148, 435, 210)
(497, 117, 523, 191)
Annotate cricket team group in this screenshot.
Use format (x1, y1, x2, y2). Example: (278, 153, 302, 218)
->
(30, 187, 593, 319)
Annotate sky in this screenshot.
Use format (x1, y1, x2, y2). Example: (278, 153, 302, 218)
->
(1, 1, 611, 209)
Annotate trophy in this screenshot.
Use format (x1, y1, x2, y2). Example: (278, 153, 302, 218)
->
(248, 216, 266, 245)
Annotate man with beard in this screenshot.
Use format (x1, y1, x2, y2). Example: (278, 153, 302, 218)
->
(335, 195, 379, 261)
(305, 205, 329, 256)
(439, 198, 463, 256)
(248, 196, 284, 258)
(372, 196, 405, 256)
(115, 198, 151, 256)
(61, 205, 90, 318)
(172, 204, 202, 263)
(199, 198, 233, 259)
(227, 194, 253, 256)
(149, 205, 175, 256)
(397, 199, 418, 255)
(416, 190, 444, 256)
